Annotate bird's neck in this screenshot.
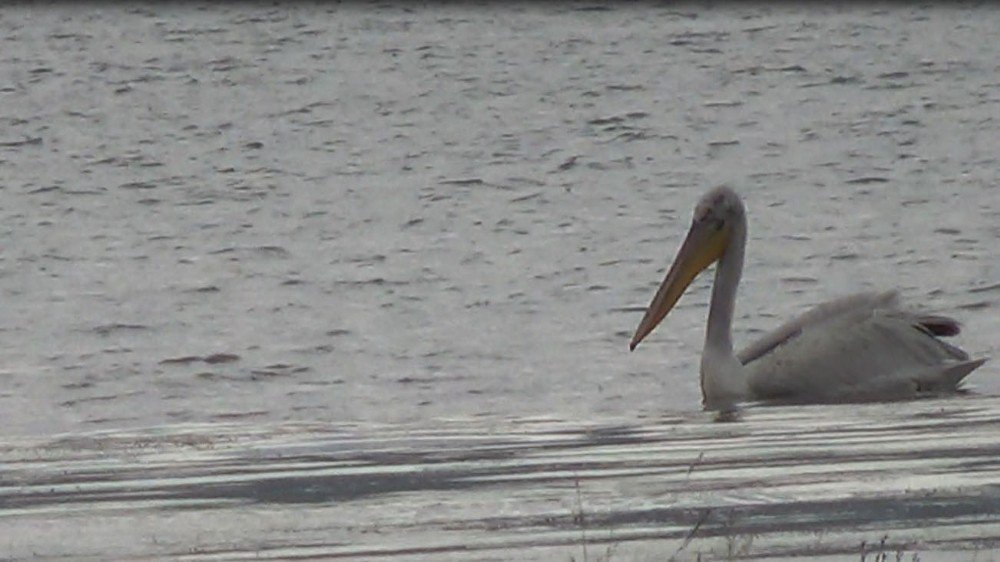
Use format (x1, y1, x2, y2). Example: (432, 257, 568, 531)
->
(705, 221, 745, 354)
(701, 220, 747, 409)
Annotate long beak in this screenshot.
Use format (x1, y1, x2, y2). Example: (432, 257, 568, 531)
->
(629, 220, 730, 350)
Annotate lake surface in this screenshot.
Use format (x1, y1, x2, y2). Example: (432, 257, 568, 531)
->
(4, 397, 1000, 560)
(0, 4, 998, 560)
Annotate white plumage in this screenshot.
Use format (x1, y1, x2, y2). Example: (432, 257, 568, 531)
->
(630, 187, 987, 411)
(742, 290, 985, 403)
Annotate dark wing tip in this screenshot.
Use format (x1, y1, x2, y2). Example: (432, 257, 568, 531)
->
(917, 315, 961, 337)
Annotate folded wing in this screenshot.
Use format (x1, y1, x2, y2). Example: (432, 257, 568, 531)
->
(740, 290, 986, 402)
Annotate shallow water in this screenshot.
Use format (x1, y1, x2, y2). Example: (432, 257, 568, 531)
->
(0, 4, 998, 560)
(4, 397, 1000, 560)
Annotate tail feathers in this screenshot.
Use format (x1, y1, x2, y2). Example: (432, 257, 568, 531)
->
(918, 357, 989, 390)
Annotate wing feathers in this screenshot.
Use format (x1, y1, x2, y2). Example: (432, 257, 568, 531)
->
(741, 291, 986, 401)
(737, 290, 897, 365)
(915, 315, 962, 337)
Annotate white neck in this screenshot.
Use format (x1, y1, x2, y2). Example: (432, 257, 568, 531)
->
(700, 216, 749, 409)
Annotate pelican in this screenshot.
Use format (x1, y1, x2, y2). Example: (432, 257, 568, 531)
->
(630, 186, 986, 411)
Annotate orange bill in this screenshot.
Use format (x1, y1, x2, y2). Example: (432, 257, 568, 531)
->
(629, 219, 730, 350)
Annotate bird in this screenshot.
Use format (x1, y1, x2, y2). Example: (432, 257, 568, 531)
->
(629, 186, 987, 411)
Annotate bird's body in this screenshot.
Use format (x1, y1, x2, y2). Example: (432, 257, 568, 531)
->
(741, 290, 984, 403)
(630, 187, 986, 411)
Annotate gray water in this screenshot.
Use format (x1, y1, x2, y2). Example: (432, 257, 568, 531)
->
(3, 397, 1000, 560)
(1, 4, 999, 560)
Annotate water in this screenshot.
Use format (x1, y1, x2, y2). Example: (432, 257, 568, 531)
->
(0, 4, 998, 559)
(4, 398, 1000, 559)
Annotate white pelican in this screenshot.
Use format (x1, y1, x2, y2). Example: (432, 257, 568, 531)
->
(630, 186, 987, 411)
